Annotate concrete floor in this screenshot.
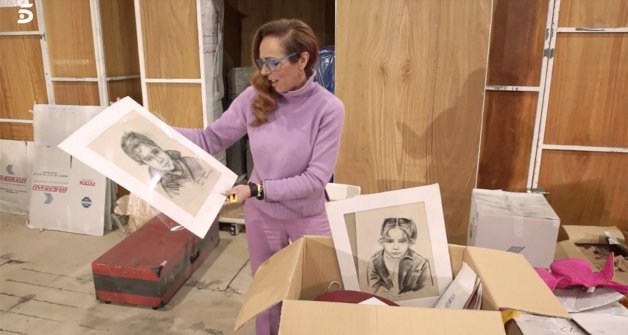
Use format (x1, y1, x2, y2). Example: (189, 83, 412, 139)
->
(0, 212, 255, 335)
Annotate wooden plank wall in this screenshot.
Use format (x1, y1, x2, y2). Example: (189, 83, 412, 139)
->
(478, 0, 548, 191)
(539, 0, 627, 230)
(1, 0, 140, 141)
(335, 0, 492, 244)
(101, 0, 142, 104)
(46, 0, 99, 105)
(478, 0, 627, 230)
(138, 0, 203, 127)
(0, 4, 46, 141)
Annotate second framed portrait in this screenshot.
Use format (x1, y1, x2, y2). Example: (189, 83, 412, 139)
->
(325, 183, 452, 307)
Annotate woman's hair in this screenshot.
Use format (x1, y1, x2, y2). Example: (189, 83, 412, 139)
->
(120, 131, 158, 164)
(379, 218, 417, 244)
(250, 18, 320, 126)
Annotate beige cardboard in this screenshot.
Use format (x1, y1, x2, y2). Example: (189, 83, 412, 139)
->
(463, 246, 568, 317)
(235, 236, 569, 332)
(234, 236, 342, 329)
(560, 225, 625, 244)
(554, 240, 591, 265)
(279, 300, 506, 335)
(556, 225, 628, 285)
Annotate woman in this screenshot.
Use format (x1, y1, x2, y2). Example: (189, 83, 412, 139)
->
(367, 217, 432, 298)
(176, 19, 345, 335)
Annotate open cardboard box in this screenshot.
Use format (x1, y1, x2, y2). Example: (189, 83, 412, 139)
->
(235, 236, 568, 334)
(555, 225, 628, 285)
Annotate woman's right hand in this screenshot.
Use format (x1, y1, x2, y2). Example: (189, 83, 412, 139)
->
(223, 184, 252, 205)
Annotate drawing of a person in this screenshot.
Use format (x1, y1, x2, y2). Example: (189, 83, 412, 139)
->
(121, 131, 209, 197)
(367, 217, 433, 297)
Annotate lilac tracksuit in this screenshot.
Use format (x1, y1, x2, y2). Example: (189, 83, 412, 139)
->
(177, 73, 345, 335)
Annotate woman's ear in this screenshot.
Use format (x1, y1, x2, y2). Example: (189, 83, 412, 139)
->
(299, 51, 310, 68)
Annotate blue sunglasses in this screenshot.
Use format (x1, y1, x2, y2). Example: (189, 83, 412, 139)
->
(255, 52, 297, 72)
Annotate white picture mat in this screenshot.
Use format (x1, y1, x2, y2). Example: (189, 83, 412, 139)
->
(58, 97, 237, 238)
(325, 183, 452, 307)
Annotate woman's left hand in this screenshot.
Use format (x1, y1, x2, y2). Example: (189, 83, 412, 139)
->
(223, 184, 252, 205)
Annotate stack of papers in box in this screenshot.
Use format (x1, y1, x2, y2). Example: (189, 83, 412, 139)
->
(435, 262, 482, 310)
(514, 287, 628, 334)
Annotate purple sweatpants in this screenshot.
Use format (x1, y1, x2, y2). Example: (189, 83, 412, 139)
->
(244, 201, 332, 335)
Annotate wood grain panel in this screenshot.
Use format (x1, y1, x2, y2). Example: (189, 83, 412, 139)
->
(108, 79, 142, 105)
(53, 82, 100, 105)
(146, 83, 202, 128)
(140, 0, 200, 78)
(0, 3, 39, 32)
(229, 0, 335, 66)
(559, 0, 628, 27)
(539, 151, 627, 232)
(100, 0, 140, 77)
(335, 0, 492, 244)
(478, 92, 538, 191)
(45, 0, 97, 77)
(0, 123, 33, 141)
(487, 0, 547, 86)
(0, 36, 47, 119)
(545, 34, 628, 147)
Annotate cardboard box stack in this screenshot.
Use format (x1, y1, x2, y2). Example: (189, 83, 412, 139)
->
(468, 189, 560, 268)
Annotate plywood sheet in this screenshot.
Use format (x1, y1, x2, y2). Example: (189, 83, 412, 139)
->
(100, 0, 140, 77)
(0, 3, 39, 32)
(0, 36, 47, 119)
(108, 79, 142, 105)
(0, 123, 33, 141)
(146, 83, 203, 127)
(139, 0, 200, 79)
(44, 0, 97, 78)
(53, 82, 100, 105)
(335, 0, 492, 244)
(478, 91, 538, 191)
(539, 151, 627, 232)
(559, 0, 628, 27)
(545, 34, 628, 147)
(487, 0, 547, 86)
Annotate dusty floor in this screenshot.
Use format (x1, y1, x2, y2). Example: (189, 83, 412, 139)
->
(0, 212, 254, 335)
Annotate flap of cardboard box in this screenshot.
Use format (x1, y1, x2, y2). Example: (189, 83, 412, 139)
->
(560, 225, 625, 244)
(464, 246, 568, 318)
(234, 236, 342, 330)
(279, 300, 506, 335)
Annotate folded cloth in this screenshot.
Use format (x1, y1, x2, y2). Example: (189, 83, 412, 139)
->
(535, 253, 628, 294)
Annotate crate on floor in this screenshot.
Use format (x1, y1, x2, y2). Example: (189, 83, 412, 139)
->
(91, 214, 220, 308)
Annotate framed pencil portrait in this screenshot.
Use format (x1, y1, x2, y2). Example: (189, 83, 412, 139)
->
(59, 97, 237, 238)
(325, 183, 452, 307)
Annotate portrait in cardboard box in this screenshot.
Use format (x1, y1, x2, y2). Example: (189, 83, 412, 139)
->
(325, 183, 452, 307)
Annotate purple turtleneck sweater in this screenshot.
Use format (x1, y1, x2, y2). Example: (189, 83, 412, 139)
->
(177, 73, 345, 219)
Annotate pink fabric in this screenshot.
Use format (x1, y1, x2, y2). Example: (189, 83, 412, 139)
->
(535, 253, 628, 294)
